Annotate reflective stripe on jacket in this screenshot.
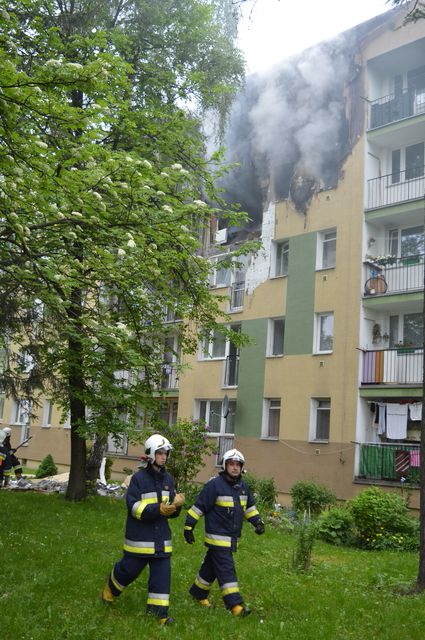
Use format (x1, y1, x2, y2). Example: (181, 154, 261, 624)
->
(123, 464, 179, 558)
(185, 472, 261, 551)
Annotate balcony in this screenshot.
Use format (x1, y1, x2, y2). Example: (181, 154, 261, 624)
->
(223, 354, 239, 387)
(369, 88, 425, 130)
(358, 442, 419, 484)
(361, 348, 423, 385)
(364, 254, 424, 296)
(230, 281, 245, 311)
(161, 364, 179, 390)
(366, 168, 425, 210)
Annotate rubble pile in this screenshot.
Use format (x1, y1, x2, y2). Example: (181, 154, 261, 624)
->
(5, 473, 127, 497)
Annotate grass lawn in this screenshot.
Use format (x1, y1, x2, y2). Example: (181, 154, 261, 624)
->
(1, 490, 425, 640)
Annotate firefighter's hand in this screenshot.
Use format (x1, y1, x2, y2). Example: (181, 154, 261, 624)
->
(254, 521, 265, 535)
(160, 502, 177, 517)
(173, 493, 185, 508)
(184, 528, 195, 544)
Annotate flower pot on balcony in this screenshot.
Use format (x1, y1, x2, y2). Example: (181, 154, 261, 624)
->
(401, 256, 420, 266)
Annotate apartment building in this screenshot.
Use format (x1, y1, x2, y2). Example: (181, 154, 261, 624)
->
(2, 8, 425, 506)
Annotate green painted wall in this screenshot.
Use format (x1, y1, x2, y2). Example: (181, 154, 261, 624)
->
(235, 318, 268, 437)
(284, 233, 316, 355)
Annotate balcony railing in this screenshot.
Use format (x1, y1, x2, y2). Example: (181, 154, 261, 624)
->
(161, 364, 179, 390)
(223, 354, 239, 387)
(230, 281, 245, 311)
(364, 253, 424, 296)
(361, 348, 423, 385)
(215, 434, 235, 467)
(358, 442, 419, 484)
(369, 88, 425, 130)
(367, 167, 425, 209)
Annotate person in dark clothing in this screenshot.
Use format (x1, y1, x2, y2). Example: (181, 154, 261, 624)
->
(184, 448, 265, 616)
(0, 429, 8, 488)
(101, 433, 184, 626)
(2, 427, 23, 487)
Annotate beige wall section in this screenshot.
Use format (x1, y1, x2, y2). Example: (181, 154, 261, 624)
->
(363, 11, 425, 61)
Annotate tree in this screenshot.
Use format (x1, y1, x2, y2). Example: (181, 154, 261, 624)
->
(0, 0, 254, 500)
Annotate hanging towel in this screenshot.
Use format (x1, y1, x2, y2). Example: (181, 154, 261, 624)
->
(409, 402, 422, 421)
(386, 403, 408, 440)
(395, 450, 410, 477)
(410, 450, 420, 467)
(377, 402, 386, 435)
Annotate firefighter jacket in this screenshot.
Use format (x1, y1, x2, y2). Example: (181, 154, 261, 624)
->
(0, 444, 6, 480)
(123, 463, 180, 558)
(185, 472, 262, 551)
(3, 438, 22, 476)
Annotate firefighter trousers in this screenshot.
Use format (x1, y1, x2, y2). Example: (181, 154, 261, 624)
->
(189, 548, 243, 609)
(108, 554, 171, 618)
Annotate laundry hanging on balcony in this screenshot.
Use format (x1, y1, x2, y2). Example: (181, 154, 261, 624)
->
(410, 450, 420, 467)
(409, 402, 422, 421)
(386, 403, 408, 439)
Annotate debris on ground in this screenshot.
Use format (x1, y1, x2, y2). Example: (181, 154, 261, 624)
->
(4, 473, 127, 497)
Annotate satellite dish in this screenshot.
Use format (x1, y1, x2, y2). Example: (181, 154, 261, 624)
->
(222, 394, 229, 418)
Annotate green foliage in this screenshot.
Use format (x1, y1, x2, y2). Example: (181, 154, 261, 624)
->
(243, 472, 277, 509)
(348, 487, 419, 551)
(290, 480, 336, 517)
(292, 515, 317, 572)
(104, 456, 113, 482)
(35, 454, 58, 479)
(316, 507, 355, 546)
(145, 419, 217, 492)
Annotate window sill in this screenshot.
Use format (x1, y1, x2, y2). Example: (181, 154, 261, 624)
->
(260, 437, 279, 441)
(315, 266, 336, 272)
(313, 351, 333, 356)
(309, 439, 329, 444)
(270, 274, 287, 280)
(266, 354, 284, 359)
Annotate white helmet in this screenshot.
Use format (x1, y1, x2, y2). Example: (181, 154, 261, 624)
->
(3, 427, 11, 435)
(221, 448, 245, 471)
(0, 429, 7, 445)
(144, 434, 172, 464)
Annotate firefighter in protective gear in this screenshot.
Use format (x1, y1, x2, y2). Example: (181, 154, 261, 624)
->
(2, 427, 23, 486)
(184, 448, 265, 616)
(101, 434, 185, 625)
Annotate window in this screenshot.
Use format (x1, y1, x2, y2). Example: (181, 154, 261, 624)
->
(315, 312, 334, 353)
(200, 329, 227, 359)
(268, 318, 285, 356)
(159, 400, 178, 426)
(263, 399, 280, 439)
(389, 313, 423, 348)
(317, 229, 336, 269)
(61, 412, 71, 429)
(274, 240, 289, 277)
(106, 433, 128, 455)
(197, 399, 236, 435)
(310, 398, 331, 441)
(405, 142, 424, 180)
(210, 256, 231, 288)
(11, 399, 31, 425)
(42, 401, 52, 428)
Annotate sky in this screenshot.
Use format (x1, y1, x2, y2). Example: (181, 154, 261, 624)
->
(238, 0, 393, 73)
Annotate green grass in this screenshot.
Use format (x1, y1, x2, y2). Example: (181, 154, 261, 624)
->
(1, 491, 425, 640)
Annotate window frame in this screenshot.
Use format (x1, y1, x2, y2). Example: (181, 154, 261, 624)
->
(309, 398, 331, 442)
(262, 398, 281, 440)
(273, 240, 289, 277)
(267, 317, 285, 357)
(196, 399, 236, 436)
(316, 229, 336, 270)
(314, 312, 334, 354)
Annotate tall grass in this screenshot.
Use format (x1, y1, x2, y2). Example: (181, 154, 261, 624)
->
(1, 491, 425, 639)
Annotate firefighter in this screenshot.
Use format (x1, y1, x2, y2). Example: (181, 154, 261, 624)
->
(0, 429, 8, 488)
(101, 433, 185, 626)
(2, 427, 23, 486)
(184, 448, 265, 616)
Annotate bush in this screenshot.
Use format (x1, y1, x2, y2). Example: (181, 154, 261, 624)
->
(290, 480, 336, 517)
(292, 515, 317, 572)
(348, 487, 419, 551)
(316, 507, 355, 546)
(244, 472, 277, 509)
(35, 454, 58, 479)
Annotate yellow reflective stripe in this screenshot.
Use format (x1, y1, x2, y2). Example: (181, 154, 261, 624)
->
(123, 539, 155, 554)
(164, 543, 172, 553)
(123, 544, 155, 554)
(205, 536, 231, 548)
(221, 585, 239, 596)
(215, 497, 234, 507)
(111, 570, 125, 592)
(132, 494, 158, 519)
(188, 507, 202, 521)
(184, 526, 193, 531)
(244, 507, 259, 520)
(195, 575, 212, 590)
(147, 593, 169, 606)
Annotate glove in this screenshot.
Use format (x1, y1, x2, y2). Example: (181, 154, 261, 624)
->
(173, 493, 185, 508)
(159, 502, 177, 517)
(184, 527, 195, 544)
(254, 521, 265, 535)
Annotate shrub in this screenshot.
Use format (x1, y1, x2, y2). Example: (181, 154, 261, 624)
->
(292, 515, 317, 572)
(348, 487, 419, 551)
(244, 472, 277, 509)
(290, 480, 336, 517)
(35, 454, 58, 479)
(316, 507, 355, 546)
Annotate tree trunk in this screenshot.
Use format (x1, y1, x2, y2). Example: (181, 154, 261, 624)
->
(86, 433, 107, 484)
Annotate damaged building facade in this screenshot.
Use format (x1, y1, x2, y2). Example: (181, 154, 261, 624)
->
(2, 7, 425, 505)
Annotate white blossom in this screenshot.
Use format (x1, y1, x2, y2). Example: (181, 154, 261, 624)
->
(162, 205, 173, 213)
(67, 63, 84, 70)
(142, 159, 152, 169)
(193, 199, 207, 207)
(127, 239, 136, 248)
(117, 248, 126, 256)
(70, 211, 83, 217)
(171, 163, 182, 170)
(156, 191, 165, 197)
(160, 172, 169, 178)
